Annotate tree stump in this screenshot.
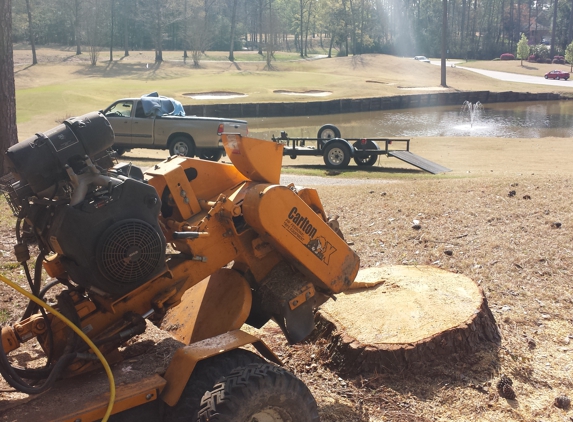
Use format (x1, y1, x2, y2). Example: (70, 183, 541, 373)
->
(315, 265, 500, 373)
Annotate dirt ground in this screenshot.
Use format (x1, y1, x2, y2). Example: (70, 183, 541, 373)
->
(0, 134, 571, 421)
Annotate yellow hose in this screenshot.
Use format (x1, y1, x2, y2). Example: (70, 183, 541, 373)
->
(0, 274, 116, 422)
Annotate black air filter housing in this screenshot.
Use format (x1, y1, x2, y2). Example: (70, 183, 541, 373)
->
(47, 178, 166, 297)
(5, 112, 114, 195)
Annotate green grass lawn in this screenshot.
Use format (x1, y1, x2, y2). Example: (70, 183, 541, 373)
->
(13, 47, 573, 140)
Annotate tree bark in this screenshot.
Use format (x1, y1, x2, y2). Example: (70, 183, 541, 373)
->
(123, 0, 129, 56)
(229, 0, 238, 61)
(183, 0, 188, 59)
(25, 0, 37, 65)
(75, 0, 81, 55)
(313, 266, 500, 374)
(0, 0, 18, 176)
(109, 0, 114, 62)
(259, 0, 264, 55)
(299, 0, 304, 57)
(155, 2, 163, 62)
(550, 0, 558, 57)
(441, 0, 447, 87)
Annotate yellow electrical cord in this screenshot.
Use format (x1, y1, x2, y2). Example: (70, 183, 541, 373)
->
(0, 274, 116, 422)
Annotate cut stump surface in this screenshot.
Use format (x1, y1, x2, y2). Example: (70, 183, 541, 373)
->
(316, 265, 500, 373)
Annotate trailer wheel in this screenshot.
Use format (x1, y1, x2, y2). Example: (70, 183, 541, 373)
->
(317, 124, 341, 148)
(323, 141, 351, 169)
(164, 349, 263, 422)
(198, 363, 319, 422)
(354, 154, 378, 166)
(317, 124, 341, 140)
(199, 149, 223, 161)
(169, 136, 195, 157)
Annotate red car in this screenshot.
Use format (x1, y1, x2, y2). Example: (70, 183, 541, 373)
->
(544, 70, 570, 80)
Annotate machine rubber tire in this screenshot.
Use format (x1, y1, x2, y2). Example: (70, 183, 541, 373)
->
(169, 136, 195, 157)
(317, 124, 341, 148)
(556, 76, 560, 80)
(199, 149, 223, 162)
(545, 75, 548, 79)
(323, 141, 351, 169)
(198, 363, 319, 422)
(163, 349, 264, 422)
(353, 154, 378, 166)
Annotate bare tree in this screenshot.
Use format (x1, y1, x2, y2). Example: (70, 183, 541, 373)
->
(25, 0, 37, 64)
(265, 0, 273, 69)
(0, 0, 18, 175)
(187, 2, 212, 66)
(86, 0, 103, 65)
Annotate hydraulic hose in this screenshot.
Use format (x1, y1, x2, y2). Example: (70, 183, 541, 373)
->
(0, 274, 116, 422)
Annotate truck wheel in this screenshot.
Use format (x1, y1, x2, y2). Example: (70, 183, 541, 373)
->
(323, 141, 351, 169)
(198, 363, 319, 422)
(354, 154, 378, 166)
(199, 150, 223, 162)
(164, 349, 263, 422)
(169, 136, 195, 157)
(317, 124, 341, 149)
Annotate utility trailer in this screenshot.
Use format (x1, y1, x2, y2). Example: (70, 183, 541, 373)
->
(272, 124, 451, 174)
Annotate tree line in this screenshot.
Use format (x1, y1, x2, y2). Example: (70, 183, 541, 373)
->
(10, 0, 573, 64)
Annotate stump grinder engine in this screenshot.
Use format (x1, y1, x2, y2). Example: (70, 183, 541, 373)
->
(0, 112, 360, 421)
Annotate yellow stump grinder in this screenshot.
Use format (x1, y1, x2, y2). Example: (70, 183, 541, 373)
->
(0, 112, 359, 421)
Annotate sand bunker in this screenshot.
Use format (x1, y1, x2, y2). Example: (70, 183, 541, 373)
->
(183, 92, 248, 100)
(397, 86, 449, 91)
(274, 90, 332, 97)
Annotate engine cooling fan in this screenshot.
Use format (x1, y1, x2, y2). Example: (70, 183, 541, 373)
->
(96, 219, 165, 286)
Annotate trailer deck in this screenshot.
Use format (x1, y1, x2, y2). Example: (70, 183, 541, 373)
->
(273, 130, 450, 174)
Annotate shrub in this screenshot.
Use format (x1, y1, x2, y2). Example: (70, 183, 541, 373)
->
(500, 53, 515, 60)
(528, 55, 536, 62)
(552, 55, 565, 64)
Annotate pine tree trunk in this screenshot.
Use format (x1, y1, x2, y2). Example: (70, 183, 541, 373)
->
(313, 266, 501, 374)
(0, 0, 18, 176)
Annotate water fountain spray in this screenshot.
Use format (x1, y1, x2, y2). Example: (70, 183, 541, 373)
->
(462, 101, 483, 128)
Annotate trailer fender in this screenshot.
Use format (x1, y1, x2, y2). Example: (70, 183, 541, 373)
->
(324, 138, 355, 154)
(160, 330, 281, 407)
(352, 139, 379, 152)
(352, 139, 380, 166)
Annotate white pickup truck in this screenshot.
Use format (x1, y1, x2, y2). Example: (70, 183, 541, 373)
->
(102, 96, 248, 161)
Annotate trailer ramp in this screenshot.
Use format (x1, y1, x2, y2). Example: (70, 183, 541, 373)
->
(388, 151, 451, 174)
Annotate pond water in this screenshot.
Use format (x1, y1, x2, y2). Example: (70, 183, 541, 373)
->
(248, 100, 573, 139)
